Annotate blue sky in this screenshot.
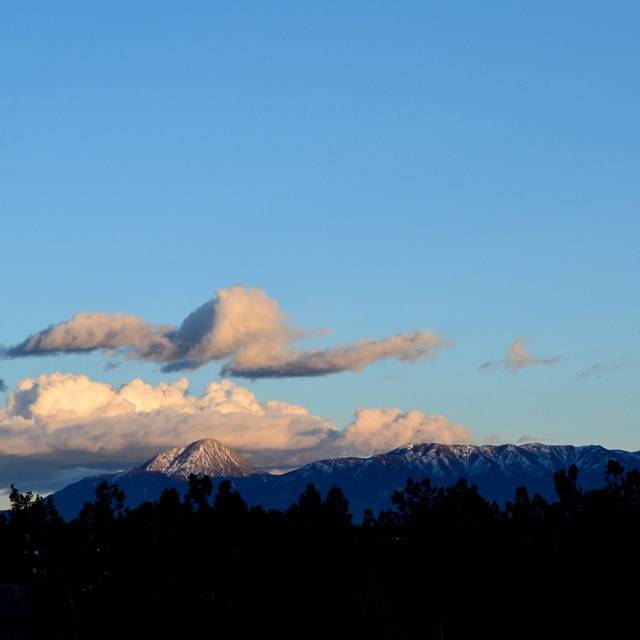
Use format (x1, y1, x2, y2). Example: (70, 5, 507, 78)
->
(1, 2, 639, 503)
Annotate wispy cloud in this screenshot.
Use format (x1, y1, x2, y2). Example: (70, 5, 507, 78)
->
(506, 339, 561, 372)
(479, 338, 561, 373)
(481, 432, 548, 445)
(1, 285, 451, 378)
(0, 373, 473, 493)
(0, 379, 6, 393)
(575, 336, 639, 380)
(575, 362, 637, 380)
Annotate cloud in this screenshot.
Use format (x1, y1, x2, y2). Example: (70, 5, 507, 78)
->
(575, 333, 640, 380)
(575, 358, 638, 380)
(576, 363, 623, 380)
(506, 339, 561, 372)
(0, 373, 332, 456)
(0, 373, 473, 496)
(1, 285, 450, 378)
(337, 407, 473, 457)
(479, 338, 561, 373)
(0, 379, 6, 393)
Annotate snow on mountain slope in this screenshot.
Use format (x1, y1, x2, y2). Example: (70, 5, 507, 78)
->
(141, 438, 263, 480)
(50, 439, 640, 522)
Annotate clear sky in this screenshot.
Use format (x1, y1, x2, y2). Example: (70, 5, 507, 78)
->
(1, 1, 639, 506)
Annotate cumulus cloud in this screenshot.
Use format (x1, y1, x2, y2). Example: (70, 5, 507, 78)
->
(479, 338, 561, 373)
(0, 373, 334, 457)
(338, 407, 473, 457)
(0, 373, 472, 496)
(1, 285, 450, 378)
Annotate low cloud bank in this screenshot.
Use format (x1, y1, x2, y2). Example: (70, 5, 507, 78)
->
(0, 373, 473, 497)
(2, 285, 450, 378)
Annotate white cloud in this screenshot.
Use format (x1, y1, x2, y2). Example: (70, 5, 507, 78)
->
(338, 407, 473, 457)
(0, 373, 473, 489)
(0, 373, 336, 456)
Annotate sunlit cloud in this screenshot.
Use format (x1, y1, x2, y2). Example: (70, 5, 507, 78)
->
(337, 407, 473, 457)
(1, 285, 450, 378)
(479, 338, 561, 373)
(506, 339, 560, 372)
(0, 373, 334, 458)
(0, 373, 473, 493)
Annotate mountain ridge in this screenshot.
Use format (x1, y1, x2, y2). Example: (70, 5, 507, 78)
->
(49, 440, 640, 522)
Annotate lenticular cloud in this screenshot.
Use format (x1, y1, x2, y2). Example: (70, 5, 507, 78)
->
(1, 285, 450, 378)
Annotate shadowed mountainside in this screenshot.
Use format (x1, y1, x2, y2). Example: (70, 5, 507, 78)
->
(49, 439, 640, 521)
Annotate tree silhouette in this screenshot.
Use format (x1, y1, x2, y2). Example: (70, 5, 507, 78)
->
(184, 473, 213, 511)
(3, 462, 640, 638)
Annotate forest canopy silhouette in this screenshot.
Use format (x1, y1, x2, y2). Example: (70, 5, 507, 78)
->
(1, 461, 639, 639)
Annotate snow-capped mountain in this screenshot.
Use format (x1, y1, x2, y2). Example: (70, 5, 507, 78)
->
(50, 440, 640, 522)
(277, 441, 640, 518)
(141, 438, 263, 480)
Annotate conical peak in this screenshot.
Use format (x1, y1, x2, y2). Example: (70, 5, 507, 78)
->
(141, 438, 263, 480)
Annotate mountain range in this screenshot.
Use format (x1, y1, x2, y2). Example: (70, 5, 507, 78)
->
(48, 438, 640, 522)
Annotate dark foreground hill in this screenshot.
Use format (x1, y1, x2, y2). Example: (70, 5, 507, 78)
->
(50, 438, 640, 521)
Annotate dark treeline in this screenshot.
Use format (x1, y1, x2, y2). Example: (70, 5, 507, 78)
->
(1, 461, 639, 639)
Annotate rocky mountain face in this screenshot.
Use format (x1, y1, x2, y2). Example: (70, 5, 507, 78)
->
(141, 438, 264, 480)
(50, 439, 640, 522)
